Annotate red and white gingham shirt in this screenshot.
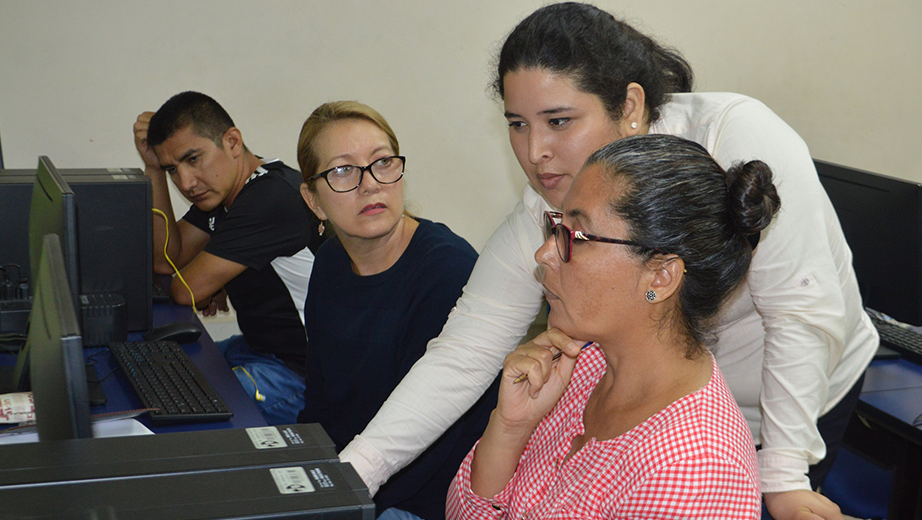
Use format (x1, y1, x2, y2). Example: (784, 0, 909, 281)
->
(446, 347, 760, 519)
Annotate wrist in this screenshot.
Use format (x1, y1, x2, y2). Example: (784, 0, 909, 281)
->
(145, 164, 167, 179)
(488, 410, 540, 441)
(339, 436, 389, 497)
(757, 449, 811, 493)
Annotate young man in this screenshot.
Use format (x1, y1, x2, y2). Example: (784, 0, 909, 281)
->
(133, 91, 323, 425)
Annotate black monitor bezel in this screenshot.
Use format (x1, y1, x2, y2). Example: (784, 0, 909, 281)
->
(6, 157, 81, 392)
(815, 159, 922, 325)
(28, 156, 79, 314)
(29, 234, 92, 441)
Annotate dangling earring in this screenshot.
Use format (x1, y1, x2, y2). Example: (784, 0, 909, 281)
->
(631, 122, 638, 129)
(318, 221, 325, 236)
(645, 290, 656, 302)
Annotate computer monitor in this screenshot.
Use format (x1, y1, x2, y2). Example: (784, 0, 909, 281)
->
(815, 159, 922, 325)
(1, 166, 153, 334)
(28, 156, 79, 314)
(28, 234, 92, 441)
(2, 157, 81, 392)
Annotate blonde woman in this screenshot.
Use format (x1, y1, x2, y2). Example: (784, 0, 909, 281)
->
(296, 101, 498, 520)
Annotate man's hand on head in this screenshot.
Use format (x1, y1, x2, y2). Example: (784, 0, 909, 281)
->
(134, 111, 162, 173)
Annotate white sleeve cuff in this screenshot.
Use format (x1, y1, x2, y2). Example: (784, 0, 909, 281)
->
(758, 449, 812, 493)
(339, 435, 392, 497)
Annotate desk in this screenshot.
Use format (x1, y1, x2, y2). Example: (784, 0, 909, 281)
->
(843, 358, 922, 518)
(0, 305, 376, 518)
(1, 302, 267, 434)
(90, 303, 267, 432)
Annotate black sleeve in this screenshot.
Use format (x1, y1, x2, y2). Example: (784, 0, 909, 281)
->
(181, 204, 214, 234)
(204, 176, 314, 270)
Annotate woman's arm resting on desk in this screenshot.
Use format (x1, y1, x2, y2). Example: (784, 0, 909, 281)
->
(707, 98, 865, 520)
(170, 251, 245, 310)
(707, 97, 848, 486)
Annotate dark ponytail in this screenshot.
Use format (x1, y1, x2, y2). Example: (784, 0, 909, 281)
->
(493, 2, 693, 125)
(726, 160, 780, 238)
(585, 135, 781, 356)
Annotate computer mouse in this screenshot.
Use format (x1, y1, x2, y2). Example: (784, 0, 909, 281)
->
(142, 321, 204, 344)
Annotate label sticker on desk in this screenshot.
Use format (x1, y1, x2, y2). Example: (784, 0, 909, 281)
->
(246, 427, 287, 449)
(270, 467, 315, 494)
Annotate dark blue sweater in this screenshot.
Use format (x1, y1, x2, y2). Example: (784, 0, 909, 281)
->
(299, 219, 499, 520)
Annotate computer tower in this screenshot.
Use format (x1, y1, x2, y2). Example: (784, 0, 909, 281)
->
(0, 424, 339, 487)
(0, 461, 374, 519)
(0, 168, 152, 332)
(0, 171, 32, 290)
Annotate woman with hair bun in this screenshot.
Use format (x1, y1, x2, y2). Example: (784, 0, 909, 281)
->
(448, 134, 775, 518)
(339, 4, 877, 519)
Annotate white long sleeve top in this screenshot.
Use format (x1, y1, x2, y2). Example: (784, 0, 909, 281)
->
(339, 92, 878, 495)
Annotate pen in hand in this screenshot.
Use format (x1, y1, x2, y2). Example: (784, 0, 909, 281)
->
(512, 341, 594, 384)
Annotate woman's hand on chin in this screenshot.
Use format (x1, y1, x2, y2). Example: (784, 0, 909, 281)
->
(496, 328, 587, 430)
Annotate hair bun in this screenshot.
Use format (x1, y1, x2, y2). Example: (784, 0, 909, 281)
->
(726, 160, 781, 236)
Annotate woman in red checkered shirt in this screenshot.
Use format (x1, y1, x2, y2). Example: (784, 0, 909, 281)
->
(447, 135, 776, 519)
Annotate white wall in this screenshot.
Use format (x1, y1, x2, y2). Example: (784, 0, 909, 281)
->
(2, 0, 920, 252)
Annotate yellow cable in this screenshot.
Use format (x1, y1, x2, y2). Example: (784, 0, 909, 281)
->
(151, 208, 196, 310)
(151, 210, 262, 403)
(233, 366, 265, 401)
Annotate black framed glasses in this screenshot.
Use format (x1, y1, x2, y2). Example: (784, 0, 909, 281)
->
(309, 155, 406, 193)
(544, 211, 649, 262)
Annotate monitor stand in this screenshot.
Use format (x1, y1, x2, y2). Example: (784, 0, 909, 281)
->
(0, 366, 15, 394)
(85, 363, 106, 406)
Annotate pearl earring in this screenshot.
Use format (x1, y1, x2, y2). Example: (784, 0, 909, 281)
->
(631, 122, 638, 129)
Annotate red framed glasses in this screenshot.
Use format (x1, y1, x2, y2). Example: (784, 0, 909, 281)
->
(544, 211, 649, 262)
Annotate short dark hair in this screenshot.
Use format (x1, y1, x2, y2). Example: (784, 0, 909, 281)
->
(586, 134, 780, 355)
(494, 2, 693, 125)
(147, 91, 237, 148)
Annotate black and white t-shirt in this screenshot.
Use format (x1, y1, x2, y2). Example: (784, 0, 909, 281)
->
(183, 160, 322, 375)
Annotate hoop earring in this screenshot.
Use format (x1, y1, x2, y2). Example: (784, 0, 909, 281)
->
(645, 290, 656, 302)
(318, 221, 325, 236)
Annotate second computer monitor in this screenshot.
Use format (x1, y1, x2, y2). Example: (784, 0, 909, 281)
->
(28, 156, 79, 314)
(816, 159, 922, 326)
(29, 233, 92, 441)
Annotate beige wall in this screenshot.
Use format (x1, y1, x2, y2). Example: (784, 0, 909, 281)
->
(1, 0, 920, 251)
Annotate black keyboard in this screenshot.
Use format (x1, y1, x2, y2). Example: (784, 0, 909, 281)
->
(870, 314, 922, 365)
(109, 340, 233, 424)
